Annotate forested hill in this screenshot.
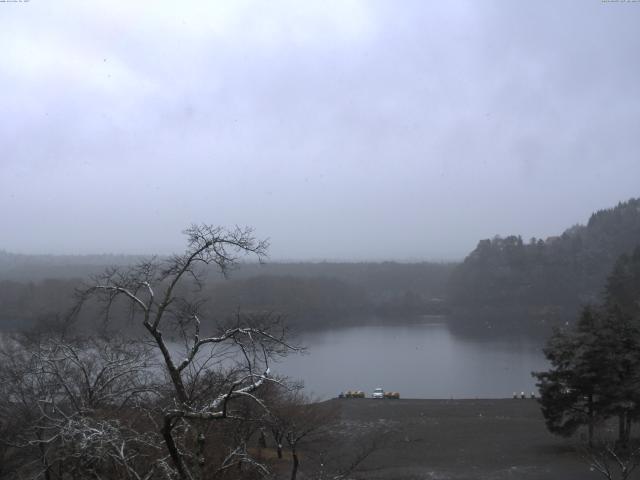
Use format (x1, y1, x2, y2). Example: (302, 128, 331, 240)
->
(3, 198, 638, 334)
(0, 252, 148, 281)
(447, 198, 640, 334)
(0, 257, 455, 331)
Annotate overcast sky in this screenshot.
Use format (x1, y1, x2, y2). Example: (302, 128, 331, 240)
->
(1, 1, 639, 261)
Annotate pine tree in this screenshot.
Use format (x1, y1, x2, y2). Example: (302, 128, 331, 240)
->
(534, 246, 640, 447)
(533, 307, 604, 445)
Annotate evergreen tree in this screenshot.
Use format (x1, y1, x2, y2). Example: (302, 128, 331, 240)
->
(605, 246, 640, 319)
(533, 307, 605, 445)
(534, 246, 640, 447)
(602, 246, 640, 446)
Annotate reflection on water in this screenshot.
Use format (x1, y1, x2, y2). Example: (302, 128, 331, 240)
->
(272, 322, 548, 400)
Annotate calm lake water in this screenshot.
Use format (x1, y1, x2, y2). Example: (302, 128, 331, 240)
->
(271, 321, 548, 400)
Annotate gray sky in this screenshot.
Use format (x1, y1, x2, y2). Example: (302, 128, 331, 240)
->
(1, 1, 639, 261)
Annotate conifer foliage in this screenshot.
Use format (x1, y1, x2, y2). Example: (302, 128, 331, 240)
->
(534, 246, 640, 447)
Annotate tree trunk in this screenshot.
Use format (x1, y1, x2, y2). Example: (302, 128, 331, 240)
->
(37, 430, 52, 480)
(149, 327, 188, 404)
(196, 430, 206, 480)
(618, 412, 630, 449)
(619, 414, 625, 446)
(588, 395, 594, 447)
(162, 415, 193, 480)
(271, 429, 283, 458)
(290, 447, 299, 480)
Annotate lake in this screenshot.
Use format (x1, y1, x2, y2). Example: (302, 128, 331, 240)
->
(272, 321, 548, 400)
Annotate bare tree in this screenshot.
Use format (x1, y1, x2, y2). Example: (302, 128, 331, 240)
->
(581, 441, 640, 480)
(262, 389, 339, 480)
(0, 329, 160, 480)
(76, 224, 298, 480)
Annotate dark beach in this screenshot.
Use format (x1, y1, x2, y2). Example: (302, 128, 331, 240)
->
(317, 398, 602, 480)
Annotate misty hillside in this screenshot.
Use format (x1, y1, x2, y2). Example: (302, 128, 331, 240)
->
(1, 198, 639, 334)
(447, 197, 640, 334)
(0, 252, 148, 281)
(200, 263, 454, 328)
(0, 259, 455, 331)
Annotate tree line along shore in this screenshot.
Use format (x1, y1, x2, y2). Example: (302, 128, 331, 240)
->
(1, 198, 639, 338)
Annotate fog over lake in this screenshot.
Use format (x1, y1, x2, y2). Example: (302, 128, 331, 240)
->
(273, 321, 548, 400)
